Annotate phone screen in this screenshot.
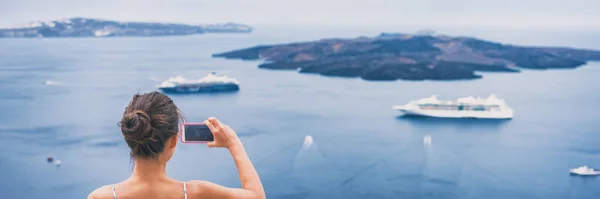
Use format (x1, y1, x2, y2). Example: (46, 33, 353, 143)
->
(182, 124, 214, 142)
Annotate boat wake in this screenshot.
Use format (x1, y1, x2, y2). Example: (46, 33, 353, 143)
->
(302, 135, 313, 150)
(148, 76, 161, 82)
(424, 135, 432, 148)
(44, 80, 62, 85)
(292, 135, 337, 173)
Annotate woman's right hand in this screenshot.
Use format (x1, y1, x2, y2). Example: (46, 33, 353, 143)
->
(204, 117, 241, 149)
(193, 118, 265, 199)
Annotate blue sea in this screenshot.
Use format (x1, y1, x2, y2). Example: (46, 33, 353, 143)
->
(1, 26, 599, 199)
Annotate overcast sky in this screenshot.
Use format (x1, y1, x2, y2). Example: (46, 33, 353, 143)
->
(1, 0, 599, 29)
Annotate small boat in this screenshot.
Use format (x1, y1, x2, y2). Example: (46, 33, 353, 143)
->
(157, 73, 240, 93)
(569, 166, 600, 176)
(393, 95, 513, 119)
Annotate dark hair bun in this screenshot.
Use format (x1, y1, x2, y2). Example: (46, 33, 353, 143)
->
(121, 110, 155, 144)
(119, 92, 181, 159)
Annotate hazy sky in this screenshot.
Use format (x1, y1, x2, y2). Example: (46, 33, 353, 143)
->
(1, 0, 599, 29)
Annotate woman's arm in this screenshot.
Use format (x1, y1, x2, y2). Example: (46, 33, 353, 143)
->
(192, 117, 265, 199)
(228, 142, 264, 197)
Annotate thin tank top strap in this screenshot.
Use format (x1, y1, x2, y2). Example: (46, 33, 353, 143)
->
(183, 182, 188, 199)
(111, 184, 118, 199)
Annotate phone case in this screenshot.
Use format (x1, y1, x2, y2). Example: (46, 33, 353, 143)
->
(180, 123, 211, 143)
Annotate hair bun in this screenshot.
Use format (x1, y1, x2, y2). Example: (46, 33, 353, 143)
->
(120, 110, 155, 144)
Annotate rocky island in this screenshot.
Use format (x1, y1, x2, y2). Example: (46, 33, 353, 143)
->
(0, 17, 252, 38)
(213, 32, 600, 81)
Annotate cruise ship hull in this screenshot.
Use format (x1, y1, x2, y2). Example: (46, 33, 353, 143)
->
(159, 83, 239, 93)
(393, 105, 513, 119)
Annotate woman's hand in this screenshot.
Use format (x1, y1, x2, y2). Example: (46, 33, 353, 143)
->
(200, 118, 265, 199)
(204, 117, 241, 149)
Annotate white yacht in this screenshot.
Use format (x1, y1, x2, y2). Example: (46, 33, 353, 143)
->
(569, 166, 600, 176)
(393, 95, 513, 119)
(157, 72, 240, 93)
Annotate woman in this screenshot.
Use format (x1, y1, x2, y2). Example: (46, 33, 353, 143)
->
(87, 91, 265, 199)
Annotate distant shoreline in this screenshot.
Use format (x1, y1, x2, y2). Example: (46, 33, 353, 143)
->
(0, 17, 252, 38)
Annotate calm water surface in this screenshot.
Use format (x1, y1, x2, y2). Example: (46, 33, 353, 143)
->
(0, 26, 599, 199)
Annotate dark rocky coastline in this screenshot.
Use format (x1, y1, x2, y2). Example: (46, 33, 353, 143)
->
(213, 33, 600, 81)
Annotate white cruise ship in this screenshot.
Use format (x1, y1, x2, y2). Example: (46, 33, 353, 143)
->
(393, 95, 514, 119)
(157, 72, 240, 93)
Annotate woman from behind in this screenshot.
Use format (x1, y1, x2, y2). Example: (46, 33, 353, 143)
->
(87, 91, 265, 199)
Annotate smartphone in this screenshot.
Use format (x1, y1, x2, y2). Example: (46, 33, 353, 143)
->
(180, 123, 214, 143)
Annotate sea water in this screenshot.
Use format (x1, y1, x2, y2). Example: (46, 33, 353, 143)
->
(0, 26, 599, 199)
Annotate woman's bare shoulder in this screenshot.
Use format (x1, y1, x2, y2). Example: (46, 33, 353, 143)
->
(185, 180, 228, 199)
(87, 185, 114, 199)
(185, 180, 261, 199)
